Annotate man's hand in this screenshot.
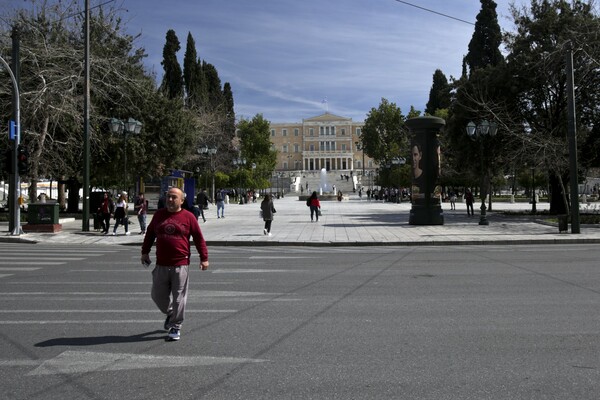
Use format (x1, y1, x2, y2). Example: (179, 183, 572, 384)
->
(200, 260, 209, 271)
(141, 254, 152, 267)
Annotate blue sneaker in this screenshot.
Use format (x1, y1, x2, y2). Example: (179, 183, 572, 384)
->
(167, 328, 180, 341)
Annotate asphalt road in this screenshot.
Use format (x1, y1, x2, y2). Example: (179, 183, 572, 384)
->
(1, 242, 599, 399)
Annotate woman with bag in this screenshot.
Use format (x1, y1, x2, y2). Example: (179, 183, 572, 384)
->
(112, 191, 130, 235)
(308, 191, 321, 222)
(260, 194, 276, 236)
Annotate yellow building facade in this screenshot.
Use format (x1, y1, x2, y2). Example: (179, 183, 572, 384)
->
(269, 113, 376, 172)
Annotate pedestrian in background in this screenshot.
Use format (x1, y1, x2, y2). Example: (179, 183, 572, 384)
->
(215, 188, 225, 218)
(141, 187, 209, 342)
(134, 192, 148, 234)
(308, 191, 321, 222)
(449, 190, 457, 210)
(195, 188, 208, 223)
(112, 191, 130, 235)
(261, 194, 276, 236)
(465, 188, 474, 217)
(98, 192, 114, 234)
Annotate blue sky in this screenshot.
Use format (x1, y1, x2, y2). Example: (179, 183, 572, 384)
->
(7, 0, 521, 123)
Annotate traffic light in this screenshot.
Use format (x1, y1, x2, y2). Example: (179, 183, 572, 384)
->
(2, 149, 13, 174)
(17, 145, 29, 175)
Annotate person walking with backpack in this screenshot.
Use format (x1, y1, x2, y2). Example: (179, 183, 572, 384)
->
(215, 188, 225, 218)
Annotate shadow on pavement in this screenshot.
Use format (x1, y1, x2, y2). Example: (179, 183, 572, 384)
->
(35, 330, 166, 347)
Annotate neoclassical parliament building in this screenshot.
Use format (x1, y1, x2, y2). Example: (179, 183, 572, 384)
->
(269, 113, 376, 173)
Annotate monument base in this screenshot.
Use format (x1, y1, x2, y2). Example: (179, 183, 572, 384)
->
(409, 205, 444, 225)
(23, 223, 63, 233)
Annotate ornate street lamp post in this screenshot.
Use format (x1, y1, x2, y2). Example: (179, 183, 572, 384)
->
(355, 141, 365, 186)
(198, 146, 217, 203)
(390, 157, 406, 203)
(109, 117, 143, 193)
(530, 166, 537, 214)
(466, 120, 498, 225)
(233, 156, 246, 204)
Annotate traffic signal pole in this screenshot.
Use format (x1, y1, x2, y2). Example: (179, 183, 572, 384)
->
(1, 28, 22, 235)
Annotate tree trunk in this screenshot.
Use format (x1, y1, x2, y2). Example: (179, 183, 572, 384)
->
(549, 173, 568, 215)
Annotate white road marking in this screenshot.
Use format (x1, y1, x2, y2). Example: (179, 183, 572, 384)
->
(0, 274, 13, 278)
(0, 290, 275, 297)
(0, 267, 41, 271)
(0, 257, 85, 261)
(0, 262, 65, 265)
(212, 269, 299, 273)
(249, 256, 318, 259)
(0, 309, 237, 313)
(4, 351, 267, 375)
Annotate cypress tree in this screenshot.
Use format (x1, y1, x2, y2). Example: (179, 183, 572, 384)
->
(465, 0, 504, 75)
(425, 69, 451, 115)
(160, 29, 183, 99)
(222, 82, 236, 138)
(203, 61, 224, 111)
(183, 32, 197, 102)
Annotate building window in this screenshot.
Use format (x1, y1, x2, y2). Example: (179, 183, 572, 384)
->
(294, 143, 300, 153)
(320, 126, 324, 136)
(341, 128, 346, 136)
(310, 144, 315, 151)
(356, 128, 362, 136)
(341, 144, 347, 151)
(331, 126, 335, 136)
(310, 128, 314, 136)
(294, 128, 299, 136)
(283, 144, 289, 153)
(271, 129, 275, 137)
(282, 129, 287, 137)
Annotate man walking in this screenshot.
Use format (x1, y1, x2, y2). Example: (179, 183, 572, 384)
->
(195, 188, 208, 223)
(141, 187, 209, 341)
(134, 192, 148, 234)
(215, 188, 225, 218)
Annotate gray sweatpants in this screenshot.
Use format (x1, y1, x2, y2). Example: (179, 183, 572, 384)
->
(151, 265, 189, 329)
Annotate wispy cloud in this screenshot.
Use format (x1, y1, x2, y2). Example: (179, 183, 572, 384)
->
(38, 0, 517, 122)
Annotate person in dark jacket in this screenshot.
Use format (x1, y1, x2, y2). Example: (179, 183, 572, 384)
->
(98, 192, 114, 234)
(260, 194, 276, 236)
(308, 191, 321, 222)
(465, 188, 475, 217)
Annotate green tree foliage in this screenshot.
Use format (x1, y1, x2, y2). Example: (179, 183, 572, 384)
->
(237, 114, 277, 188)
(502, 0, 600, 213)
(465, 0, 504, 75)
(183, 31, 197, 99)
(160, 29, 183, 100)
(361, 98, 409, 165)
(202, 61, 224, 112)
(167, 31, 236, 175)
(444, 0, 507, 202)
(425, 69, 451, 115)
(0, 1, 164, 197)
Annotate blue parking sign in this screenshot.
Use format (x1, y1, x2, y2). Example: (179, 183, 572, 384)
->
(9, 120, 15, 140)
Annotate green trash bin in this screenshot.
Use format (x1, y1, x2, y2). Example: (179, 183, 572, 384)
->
(27, 202, 59, 224)
(558, 215, 568, 232)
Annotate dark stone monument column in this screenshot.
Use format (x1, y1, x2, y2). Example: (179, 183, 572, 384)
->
(406, 116, 444, 225)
